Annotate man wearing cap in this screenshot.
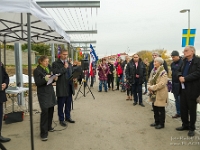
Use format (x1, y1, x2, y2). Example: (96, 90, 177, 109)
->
(171, 50, 183, 118)
(176, 46, 200, 137)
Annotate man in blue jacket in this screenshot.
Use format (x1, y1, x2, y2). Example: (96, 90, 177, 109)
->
(171, 51, 183, 118)
(0, 63, 11, 142)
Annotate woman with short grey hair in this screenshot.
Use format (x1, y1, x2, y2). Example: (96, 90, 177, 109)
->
(148, 57, 168, 129)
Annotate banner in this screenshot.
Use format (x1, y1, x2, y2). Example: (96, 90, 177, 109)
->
(182, 29, 196, 47)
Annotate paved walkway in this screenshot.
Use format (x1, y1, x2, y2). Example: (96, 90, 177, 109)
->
(2, 82, 200, 150)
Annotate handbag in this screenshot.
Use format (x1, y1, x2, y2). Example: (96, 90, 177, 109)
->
(149, 93, 156, 102)
(3, 111, 24, 124)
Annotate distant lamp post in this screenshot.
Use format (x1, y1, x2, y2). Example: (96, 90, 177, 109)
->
(180, 9, 190, 29)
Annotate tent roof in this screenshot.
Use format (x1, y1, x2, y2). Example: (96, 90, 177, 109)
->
(0, 0, 70, 44)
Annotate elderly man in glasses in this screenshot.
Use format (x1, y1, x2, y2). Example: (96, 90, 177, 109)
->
(176, 46, 200, 137)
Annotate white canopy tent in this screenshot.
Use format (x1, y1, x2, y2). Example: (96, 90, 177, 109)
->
(0, 1, 71, 149)
(0, 0, 70, 43)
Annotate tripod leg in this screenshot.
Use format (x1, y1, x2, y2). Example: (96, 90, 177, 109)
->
(86, 84, 95, 99)
(0, 143, 7, 150)
(74, 82, 83, 100)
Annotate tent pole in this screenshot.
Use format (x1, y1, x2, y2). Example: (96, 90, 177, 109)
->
(27, 13, 34, 150)
(0, 43, 2, 91)
(3, 36, 6, 68)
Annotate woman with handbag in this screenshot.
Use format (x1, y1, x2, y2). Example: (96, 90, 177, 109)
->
(33, 56, 57, 141)
(148, 57, 168, 129)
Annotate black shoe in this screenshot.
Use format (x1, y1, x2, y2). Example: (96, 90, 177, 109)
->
(188, 130, 195, 137)
(41, 137, 48, 141)
(176, 126, 189, 131)
(0, 136, 11, 142)
(105, 90, 107, 92)
(139, 103, 145, 107)
(115, 88, 119, 90)
(155, 124, 164, 129)
(172, 114, 181, 118)
(150, 123, 158, 127)
(98, 90, 102, 92)
(60, 121, 67, 127)
(133, 102, 137, 106)
(48, 127, 54, 132)
(143, 91, 147, 95)
(66, 118, 75, 123)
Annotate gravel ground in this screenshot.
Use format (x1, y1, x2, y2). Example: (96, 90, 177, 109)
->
(2, 83, 200, 150)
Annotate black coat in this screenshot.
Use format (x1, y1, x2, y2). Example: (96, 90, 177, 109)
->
(171, 58, 183, 95)
(0, 63, 9, 103)
(52, 59, 75, 97)
(33, 65, 57, 109)
(125, 59, 146, 84)
(148, 60, 168, 77)
(177, 56, 200, 100)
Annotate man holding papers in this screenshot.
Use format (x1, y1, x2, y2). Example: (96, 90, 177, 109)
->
(52, 50, 75, 127)
(33, 56, 57, 141)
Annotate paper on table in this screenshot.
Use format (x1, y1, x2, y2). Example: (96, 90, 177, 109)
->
(47, 74, 60, 85)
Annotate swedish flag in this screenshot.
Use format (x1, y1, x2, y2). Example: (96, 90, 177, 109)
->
(182, 29, 196, 47)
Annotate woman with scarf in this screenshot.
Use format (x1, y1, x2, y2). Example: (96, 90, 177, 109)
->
(33, 56, 57, 141)
(148, 57, 168, 129)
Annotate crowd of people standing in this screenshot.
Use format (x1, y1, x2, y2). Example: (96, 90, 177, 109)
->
(95, 45, 200, 137)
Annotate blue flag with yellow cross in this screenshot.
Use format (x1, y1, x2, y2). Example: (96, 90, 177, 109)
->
(182, 29, 196, 47)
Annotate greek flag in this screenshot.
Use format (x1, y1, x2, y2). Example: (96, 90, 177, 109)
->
(90, 44, 98, 62)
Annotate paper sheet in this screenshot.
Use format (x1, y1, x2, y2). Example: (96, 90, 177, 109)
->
(47, 74, 60, 85)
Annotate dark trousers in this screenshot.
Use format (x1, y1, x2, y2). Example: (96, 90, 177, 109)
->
(90, 76, 94, 87)
(0, 103, 3, 135)
(40, 107, 54, 138)
(127, 87, 132, 96)
(107, 74, 114, 89)
(180, 90, 197, 131)
(57, 86, 73, 121)
(116, 75, 122, 90)
(153, 103, 165, 126)
(143, 78, 147, 92)
(132, 78, 143, 103)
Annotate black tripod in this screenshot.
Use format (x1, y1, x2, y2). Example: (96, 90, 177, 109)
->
(74, 70, 95, 100)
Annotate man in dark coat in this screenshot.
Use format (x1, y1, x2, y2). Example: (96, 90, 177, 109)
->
(52, 50, 75, 127)
(0, 63, 11, 142)
(170, 51, 183, 118)
(107, 59, 114, 90)
(148, 52, 168, 78)
(176, 46, 200, 137)
(126, 54, 146, 107)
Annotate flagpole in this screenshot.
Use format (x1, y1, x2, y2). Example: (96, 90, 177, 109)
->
(188, 10, 190, 30)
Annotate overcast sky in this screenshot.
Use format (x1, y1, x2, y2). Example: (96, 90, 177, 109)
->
(37, 0, 200, 57)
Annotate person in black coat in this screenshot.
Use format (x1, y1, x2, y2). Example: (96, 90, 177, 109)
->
(0, 63, 11, 143)
(107, 59, 114, 90)
(33, 56, 57, 141)
(52, 50, 75, 127)
(176, 46, 200, 137)
(170, 51, 183, 118)
(148, 52, 168, 78)
(125, 54, 146, 107)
